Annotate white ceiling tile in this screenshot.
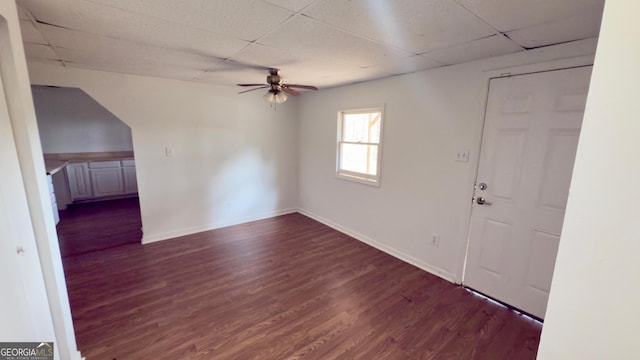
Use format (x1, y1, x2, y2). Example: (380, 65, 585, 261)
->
(425, 34, 523, 65)
(218, 42, 369, 86)
(259, 16, 413, 70)
(339, 67, 396, 85)
(56, 45, 211, 74)
(329, 55, 441, 82)
(281, 63, 368, 89)
(17, 6, 30, 20)
(228, 43, 299, 71)
(455, 0, 605, 32)
(198, 59, 345, 88)
(371, 55, 442, 74)
(263, 0, 318, 12)
(198, 68, 272, 86)
(79, 0, 293, 41)
(279, 61, 367, 81)
(26, 58, 66, 67)
(41, 25, 221, 70)
(309, 66, 397, 88)
(314, 55, 444, 88)
(506, 11, 603, 49)
(60, 50, 205, 81)
(19, 19, 47, 44)
(19, 0, 249, 59)
(302, 77, 342, 89)
(23, 43, 59, 60)
(294, 57, 424, 88)
(304, 0, 497, 54)
(225, 44, 402, 85)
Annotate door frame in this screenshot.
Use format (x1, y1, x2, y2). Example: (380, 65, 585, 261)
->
(0, 8, 83, 360)
(454, 55, 596, 285)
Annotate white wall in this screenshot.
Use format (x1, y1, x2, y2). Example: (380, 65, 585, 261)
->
(32, 86, 133, 153)
(0, 1, 80, 359)
(28, 63, 299, 243)
(538, 2, 640, 358)
(298, 39, 598, 282)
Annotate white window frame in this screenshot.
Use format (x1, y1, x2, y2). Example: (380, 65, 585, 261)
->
(336, 106, 385, 186)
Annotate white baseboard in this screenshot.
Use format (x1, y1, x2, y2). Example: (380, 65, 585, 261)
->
(297, 208, 457, 284)
(141, 208, 298, 244)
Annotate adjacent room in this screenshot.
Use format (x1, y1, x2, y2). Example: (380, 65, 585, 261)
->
(33, 85, 142, 257)
(3, 0, 640, 359)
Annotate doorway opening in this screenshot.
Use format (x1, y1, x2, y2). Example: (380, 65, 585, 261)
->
(32, 85, 142, 257)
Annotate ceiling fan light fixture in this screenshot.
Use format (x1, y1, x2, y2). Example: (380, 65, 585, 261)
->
(274, 91, 287, 103)
(263, 90, 287, 104)
(263, 91, 274, 103)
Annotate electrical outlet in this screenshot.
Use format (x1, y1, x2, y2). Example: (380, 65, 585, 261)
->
(455, 149, 470, 162)
(431, 233, 440, 247)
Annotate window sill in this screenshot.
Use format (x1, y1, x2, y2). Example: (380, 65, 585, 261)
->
(336, 172, 380, 187)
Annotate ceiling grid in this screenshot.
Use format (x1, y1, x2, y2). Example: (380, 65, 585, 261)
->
(16, 0, 605, 88)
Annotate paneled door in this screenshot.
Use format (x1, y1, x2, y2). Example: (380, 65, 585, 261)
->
(464, 67, 592, 319)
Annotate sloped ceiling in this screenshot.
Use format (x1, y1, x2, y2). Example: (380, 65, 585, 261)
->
(17, 0, 604, 89)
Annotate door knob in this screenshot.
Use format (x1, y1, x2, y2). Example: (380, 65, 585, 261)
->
(476, 197, 492, 205)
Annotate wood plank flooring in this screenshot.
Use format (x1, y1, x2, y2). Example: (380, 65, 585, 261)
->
(60, 211, 541, 359)
(56, 197, 142, 257)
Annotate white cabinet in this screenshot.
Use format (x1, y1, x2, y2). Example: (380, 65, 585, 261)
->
(66, 162, 92, 201)
(46, 175, 59, 224)
(51, 170, 70, 210)
(66, 159, 137, 202)
(122, 160, 138, 194)
(89, 161, 124, 197)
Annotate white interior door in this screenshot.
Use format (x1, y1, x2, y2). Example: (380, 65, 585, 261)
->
(0, 62, 57, 345)
(464, 67, 592, 319)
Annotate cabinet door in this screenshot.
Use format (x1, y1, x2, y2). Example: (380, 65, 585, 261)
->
(51, 170, 70, 209)
(66, 162, 92, 201)
(46, 175, 59, 224)
(90, 167, 124, 197)
(122, 166, 138, 194)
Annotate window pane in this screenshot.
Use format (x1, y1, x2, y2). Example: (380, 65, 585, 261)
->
(368, 144, 378, 175)
(340, 143, 378, 176)
(369, 113, 381, 143)
(342, 112, 381, 144)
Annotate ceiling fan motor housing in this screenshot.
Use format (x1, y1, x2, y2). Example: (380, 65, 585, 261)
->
(267, 74, 283, 86)
(236, 68, 317, 100)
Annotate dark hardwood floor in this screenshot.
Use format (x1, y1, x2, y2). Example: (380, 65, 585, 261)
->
(60, 212, 541, 359)
(56, 197, 142, 257)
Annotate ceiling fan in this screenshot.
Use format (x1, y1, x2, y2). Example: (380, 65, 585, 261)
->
(237, 68, 318, 105)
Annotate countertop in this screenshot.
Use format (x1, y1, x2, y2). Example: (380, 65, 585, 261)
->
(45, 159, 69, 175)
(44, 151, 135, 175)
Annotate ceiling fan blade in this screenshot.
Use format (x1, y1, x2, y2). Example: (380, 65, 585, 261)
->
(237, 83, 267, 87)
(283, 84, 318, 91)
(238, 86, 269, 94)
(205, 58, 280, 73)
(281, 87, 301, 96)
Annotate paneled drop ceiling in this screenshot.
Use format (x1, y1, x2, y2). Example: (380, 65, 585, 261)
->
(17, 0, 604, 88)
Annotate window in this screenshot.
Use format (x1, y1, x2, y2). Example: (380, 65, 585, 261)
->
(337, 107, 384, 185)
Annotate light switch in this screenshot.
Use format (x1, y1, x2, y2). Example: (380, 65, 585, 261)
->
(165, 146, 174, 157)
